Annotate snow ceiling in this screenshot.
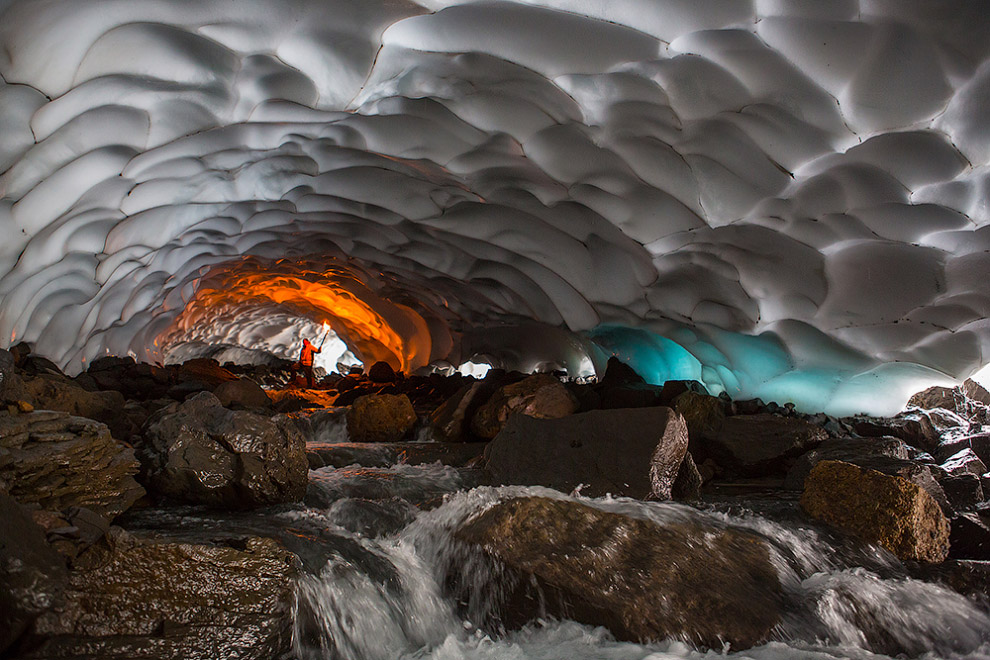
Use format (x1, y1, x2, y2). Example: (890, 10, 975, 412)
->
(1, 0, 989, 415)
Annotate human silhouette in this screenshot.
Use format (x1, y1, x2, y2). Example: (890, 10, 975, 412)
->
(299, 338, 321, 388)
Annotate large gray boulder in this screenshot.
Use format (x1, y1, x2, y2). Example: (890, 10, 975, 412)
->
(455, 496, 781, 650)
(19, 528, 298, 660)
(0, 493, 67, 655)
(140, 392, 307, 508)
(0, 411, 144, 520)
(484, 406, 688, 500)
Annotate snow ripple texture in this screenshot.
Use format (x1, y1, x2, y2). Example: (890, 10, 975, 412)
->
(1, 0, 989, 412)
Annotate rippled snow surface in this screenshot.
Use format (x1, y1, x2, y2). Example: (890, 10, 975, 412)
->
(2, 0, 990, 413)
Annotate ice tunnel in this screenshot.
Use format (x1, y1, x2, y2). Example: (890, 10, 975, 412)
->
(1, 0, 990, 415)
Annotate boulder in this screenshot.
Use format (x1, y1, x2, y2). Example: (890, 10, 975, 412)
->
(598, 357, 644, 387)
(20, 528, 298, 660)
(941, 448, 988, 477)
(455, 496, 781, 650)
(801, 460, 950, 563)
(673, 391, 726, 447)
(657, 379, 709, 407)
(852, 412, 940, 454)
(949, 512, 990, 560)
(213, 378, 271, 410)
(909, 385, 963, 412)
(0, 411, 144, 520)
(367, 361, 399, 383)
(598, 383, 662, 409)
(671, 451, 703, 500)
(176, 358, 239, 387)
(963, 379, 990, 406)
(706, 414, 827, 476)
(940, 474, 984, 511)
(784, 436, 913, 490)
(484, 406, 688, 500)
(346, 393, 416, 443)
(430, 381, 490, 442)
(0, 493, 67, 655)
(18, 374, 133, 440)
(471, 373, 578, 439)
(140, 392, 307, 507)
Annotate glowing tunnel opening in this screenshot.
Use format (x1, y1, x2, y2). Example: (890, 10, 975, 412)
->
(159, 256, 436, 373)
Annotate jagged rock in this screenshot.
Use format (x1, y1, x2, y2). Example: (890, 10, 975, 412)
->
(213, 378, 271, 410)
(801, 460, 950, 563)
(367, 361, 399, 383)
(949, 512, 990, 560)
(909, 385, 964, 412)
(0, 411, 144, 520)
(484, 406, 688, 499)
(671, 451, 703, 500)
(471, 373, 578, 439)
(673, 391, 726, 448)
(19, 528, 299, 660)
(454, 496, 781, 650)
(940, 474, 984, 512)
(963, 379, 990, 406)
(941, 448, 988, 477)
(706, 413, 827, 476)
(430, 381, 490, 442)
(140, 392, 307, 507)
(785, 436, 914, 490)
(852, 411, 940, 454)
(1, 493, 67, 655)
(598, 357, 645, 387)
(346, 393, 416, 443)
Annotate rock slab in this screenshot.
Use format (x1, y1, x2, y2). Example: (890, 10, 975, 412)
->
(484, 406, 688, 499)
(140, 392, 307, 507)
(19, 528, 298, 660)
(455, 496, 781, 650)
(0, 411, 144, 519)
(708, 413, 827, 476)
(801, 460, 950, 563)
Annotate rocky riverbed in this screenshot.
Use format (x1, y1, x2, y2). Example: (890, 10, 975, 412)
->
(2, 344, 990, 659)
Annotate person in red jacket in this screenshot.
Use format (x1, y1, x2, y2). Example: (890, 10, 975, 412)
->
(299, 338, 321, 388)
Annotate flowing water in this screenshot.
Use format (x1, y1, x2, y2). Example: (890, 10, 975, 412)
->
(127, 413, 990, 660)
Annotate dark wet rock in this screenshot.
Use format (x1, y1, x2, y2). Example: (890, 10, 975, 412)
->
(940, 474, 984, 512)
(9, 342, 32, 367)
(430, 381, 492, 442)
(598, 383, 663, 409)
(671, 451, 703, 500)
(213, 378, 271, 410)
(17, 528, 298, 660)
(801, 460, 950, 563)
(0, 411, 144, 520)
(937, 433, 990, 467)
(852, 411, 940, 454)
(20, 355, 64, 377)
(705, 413, 827, 477)
(327, 497, 417, 537)
(367, 361, 399, 383)
(909, 559, 990, 604)
(785, 436, 914, 490)
(0, 493, 67, 655)
(484, 406, 688, 500)
(140, 392, 307, 508)
(598, 357, 645, 388)
(18, 374, 134, 440)
(734, 398, 766, 415)
(346, 393, 416, 443)
(941, 448, 988, 477)
(454, 496, 781, 650)
(307, 441, 487, 470)
(673, 391, 726, 450)
(949, 512, 990, 559)
(471, 373, 578, 439)
(166, 379, 212, 401)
